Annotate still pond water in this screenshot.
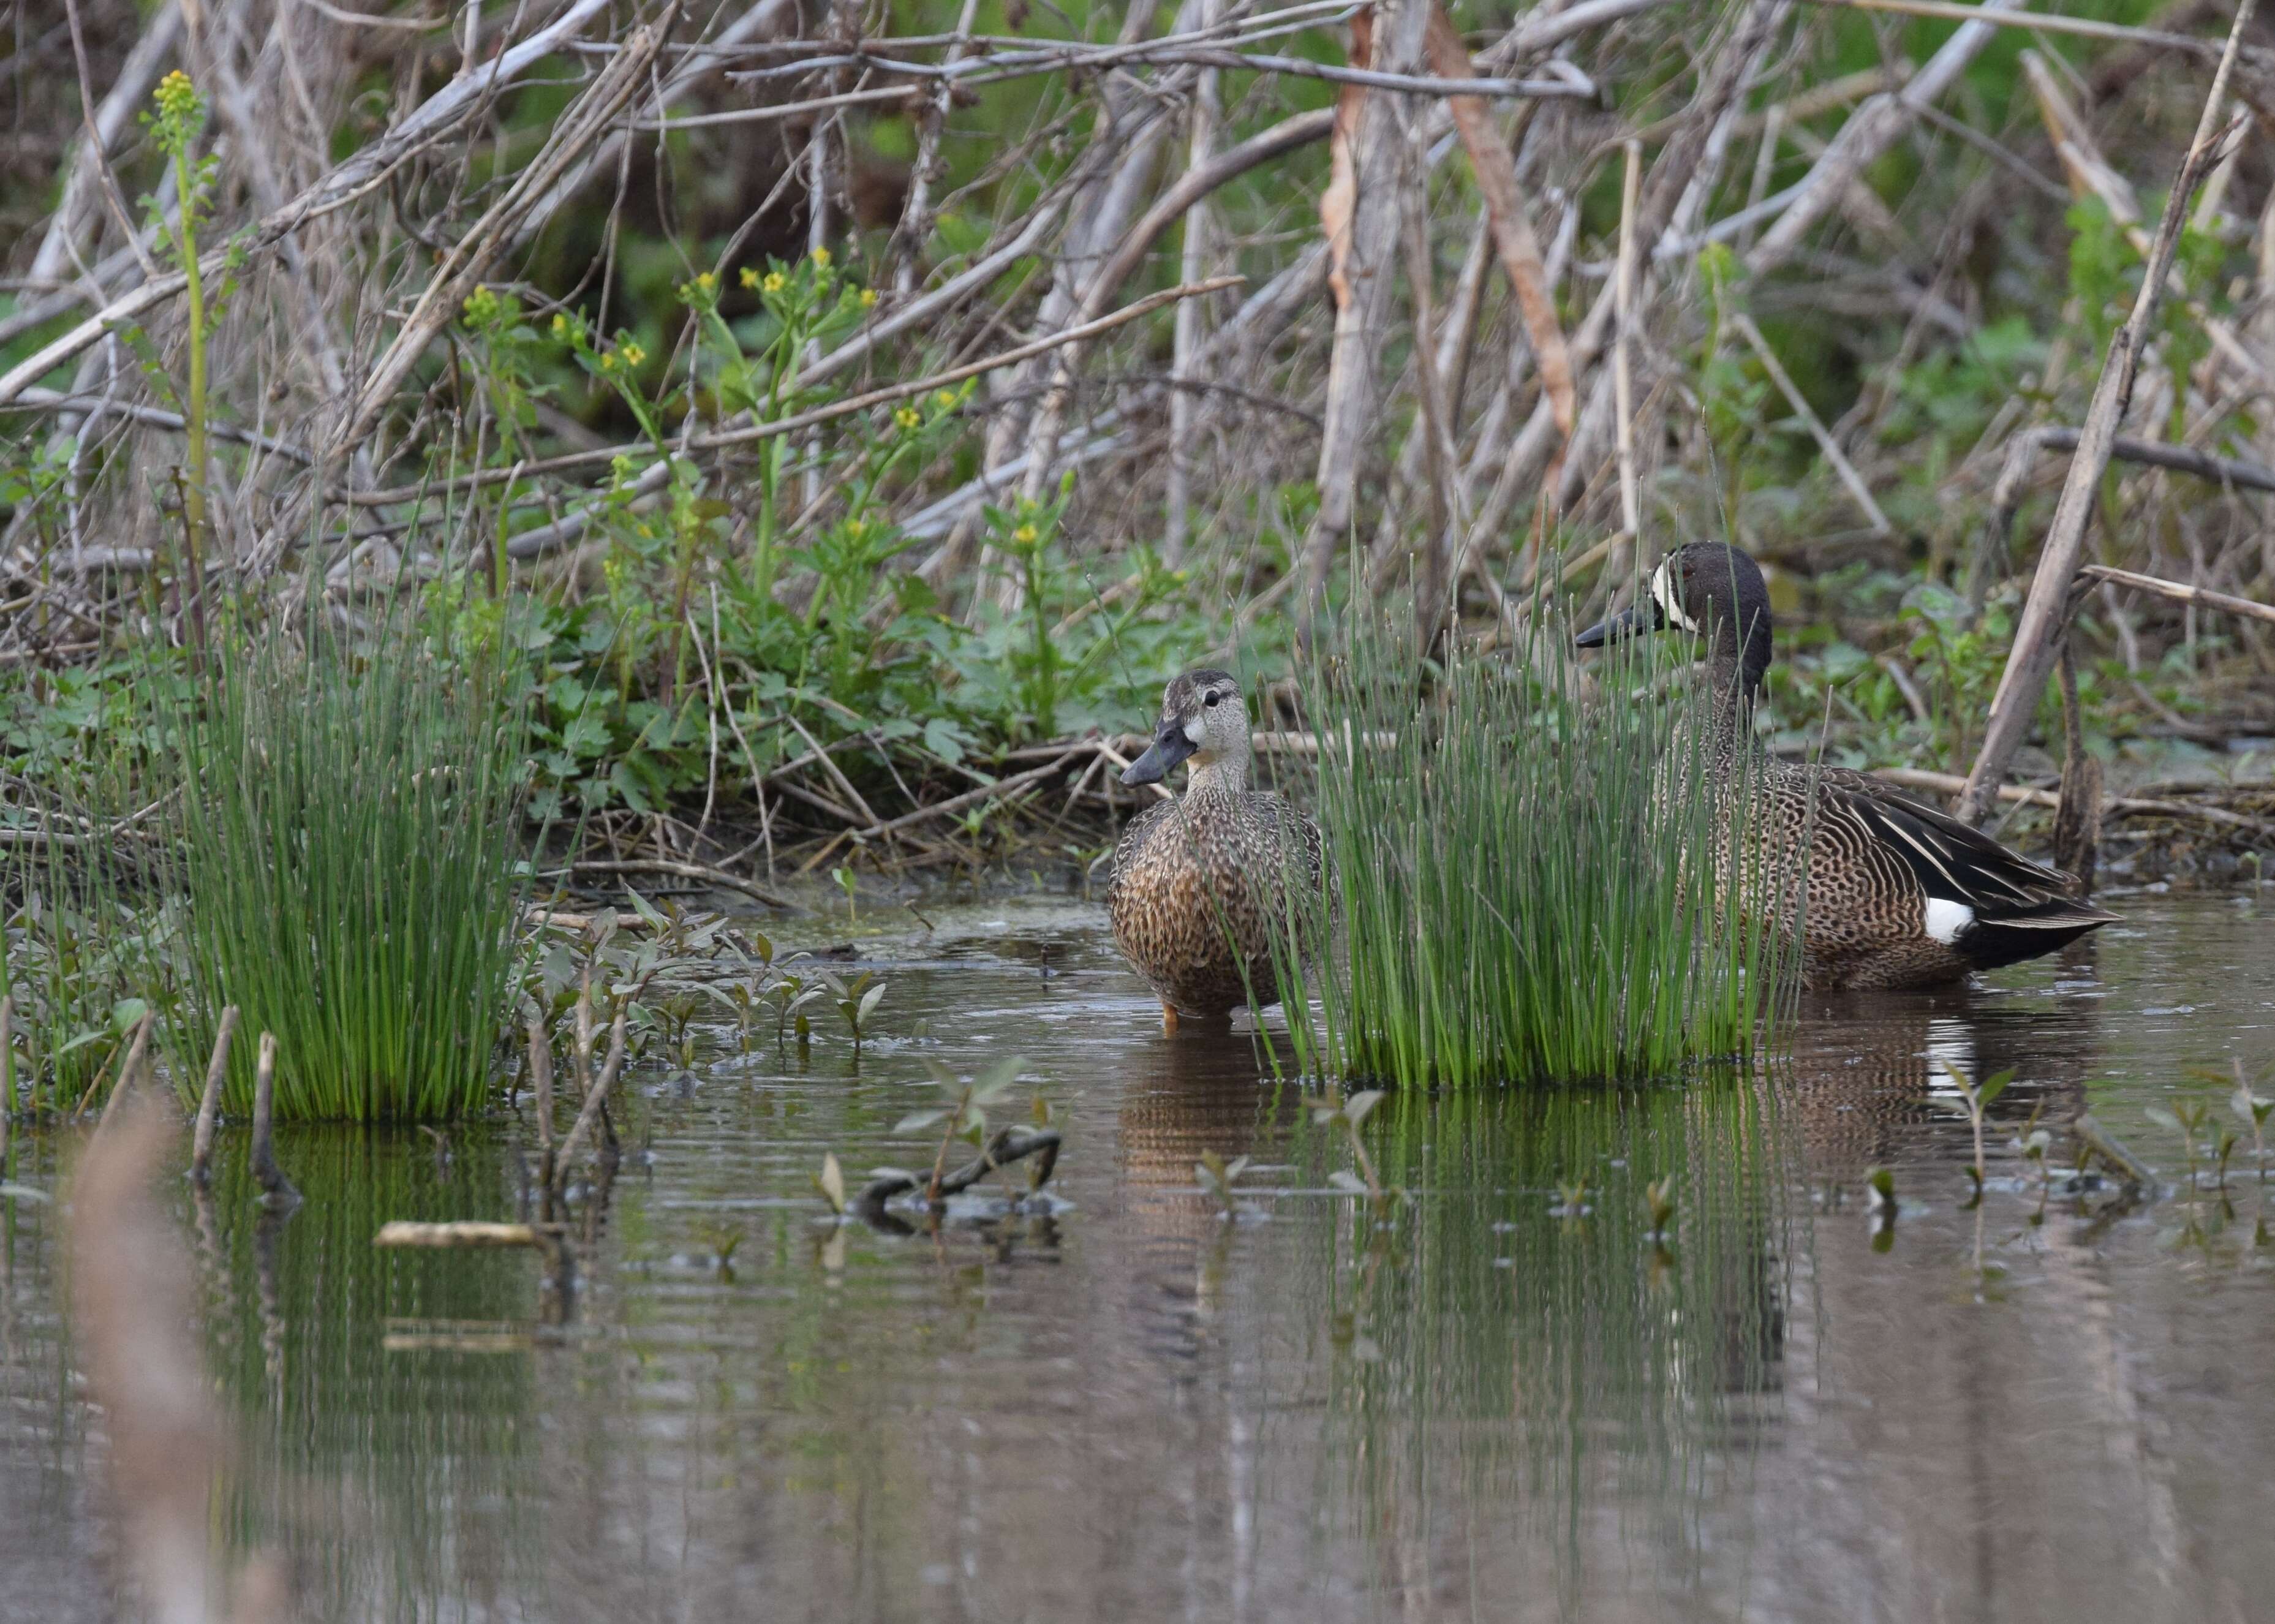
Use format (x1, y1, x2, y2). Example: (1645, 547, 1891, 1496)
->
(3, 888, 2273, 1623)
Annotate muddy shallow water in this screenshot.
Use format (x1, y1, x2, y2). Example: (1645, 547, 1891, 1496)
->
(4, 888, 2273, 1623)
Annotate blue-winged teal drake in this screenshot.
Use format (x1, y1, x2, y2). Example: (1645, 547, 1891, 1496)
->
(1576, 542, 2119, 991)
(1107, 669, 1324, 1030)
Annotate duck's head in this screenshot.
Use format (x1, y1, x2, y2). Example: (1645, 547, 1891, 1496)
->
(1122, 668, 1249, 787)
(1574, 542, 1773, 695)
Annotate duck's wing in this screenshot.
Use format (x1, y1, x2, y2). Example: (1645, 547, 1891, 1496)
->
(1819, 768, 2118, 927)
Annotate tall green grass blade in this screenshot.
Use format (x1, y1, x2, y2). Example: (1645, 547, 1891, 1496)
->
(1273, 592, 1795, 1087)
(155, 627, 527, 1121)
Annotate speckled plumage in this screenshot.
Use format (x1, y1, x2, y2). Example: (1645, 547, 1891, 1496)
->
(1584, 545, 2119, 991)
(1106, 672, 1324, 1021)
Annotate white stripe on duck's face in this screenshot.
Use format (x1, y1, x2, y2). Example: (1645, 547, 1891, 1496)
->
(1649, 560, 1701, 633)
(1183, 716, 1207, 746)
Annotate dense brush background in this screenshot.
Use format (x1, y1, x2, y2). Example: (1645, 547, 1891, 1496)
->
(1, 0, 2270, 871)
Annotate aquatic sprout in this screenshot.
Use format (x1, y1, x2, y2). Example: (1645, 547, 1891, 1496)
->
(2011, 1100, 2054, 1223)
(1550, 1176, 1590, 1220)
(822, 970, 886, 1052)
(896, 1056, 1027, 1204)
(1643, 1175, 1678, 1241)
(1865, 1166, 1898, 1250)
(832, 865, 858, 923)
(1939, 1060, 2013, 1205)
(2145, 1097, 2212, 1187)
(1195, 1149, 1254, 1218)
(2226, 1063, 2270, 1174)
(1303, 1089, 1385, 1201)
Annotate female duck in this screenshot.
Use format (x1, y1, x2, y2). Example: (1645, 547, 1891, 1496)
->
(1108, 669, 1323, 1030)
(1576, 543, 2118, 990)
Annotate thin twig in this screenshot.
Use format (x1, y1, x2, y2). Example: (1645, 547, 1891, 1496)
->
(1958, 0, 2257, 822)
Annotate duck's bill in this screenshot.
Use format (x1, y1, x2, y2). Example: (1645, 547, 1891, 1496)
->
(1120, 723, 1197, 786)
(1574, 599, 1661, 649)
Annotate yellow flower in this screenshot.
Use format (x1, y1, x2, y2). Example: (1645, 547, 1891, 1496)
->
(858, 288, 878, 309)
(762, 271, 786, 295)
(621, 342, 646, 368)
(551, 314, 568, 338)
(695, 270, 717, 292)
(599, 352, 618, 371)
(933, 390, 956, 410)
(1013, 523, 1038, 545)
(894, 406, 921, 431)
(740, 267, 760, 290)
(811, 246, 832, 268)
(153, 70, 200, 124)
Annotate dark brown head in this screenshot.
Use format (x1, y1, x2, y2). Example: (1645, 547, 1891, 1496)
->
(1120, 668, 1250, 787)
(1574, 543, 1774, 695)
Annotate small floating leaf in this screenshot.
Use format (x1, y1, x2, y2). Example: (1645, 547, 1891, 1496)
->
(1327, 1170, 1370, 1195)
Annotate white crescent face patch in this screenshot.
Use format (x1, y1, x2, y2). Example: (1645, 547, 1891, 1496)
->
(1183, 716, 1207, 746)
(1650, 560, 1702, 633)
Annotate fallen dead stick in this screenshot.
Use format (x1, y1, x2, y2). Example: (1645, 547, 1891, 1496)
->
(1874, 767, 2275, 839)
(2078, 563, 2275, 632)
(523, 907, 649, 932)
(2023, 428, 2275, 499)
(859, 1126, 1063, 1210)
(372, 1220, 571, 1270)
(853, 745, 1091, 840)
(996, 730, 1398, 763)
(564, 857, 798, 911)
(2070, 1112, 2155, 1188)
(373, 1222, 545, 1248)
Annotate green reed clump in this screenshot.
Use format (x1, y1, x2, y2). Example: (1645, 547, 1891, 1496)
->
(1275, 611, 1790, 1087)
(159, 632, 527, 1120)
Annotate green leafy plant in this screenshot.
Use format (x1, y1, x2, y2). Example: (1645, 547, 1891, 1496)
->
(820, 969, 886, 1052)
(894, 1055, 1027, 1205)
(1939, 1060, 2014, 1206)
(1303, 1088, 1386, 1201)
(1195, 1149, 1254, 1218)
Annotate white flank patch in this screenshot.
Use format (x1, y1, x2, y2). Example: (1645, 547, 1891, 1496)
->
(1650, 561, 1700, 632)
(1924, 897, 1975, 945)
(1183, 716, 1207, 744)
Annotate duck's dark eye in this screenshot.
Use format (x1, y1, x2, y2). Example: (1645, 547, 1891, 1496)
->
(1204, 691, 1221, 708)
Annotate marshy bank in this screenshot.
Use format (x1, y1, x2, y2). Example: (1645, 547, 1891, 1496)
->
(5, 886, 2274, 1622)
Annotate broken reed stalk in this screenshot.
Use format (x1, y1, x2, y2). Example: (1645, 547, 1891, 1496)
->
(247, 1032, 299, 1207)
(187, 1004, 238, 1186)
(1956, 0, 2258, 824)
(550, 1000, 628, 1193)
(92, 1011, 156, 1133)
(526, 1014, 556, 1189)
(1613, 137, 1642, 540)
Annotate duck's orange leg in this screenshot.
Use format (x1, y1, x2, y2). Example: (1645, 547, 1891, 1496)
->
(1160, 999, 1180, 1035)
